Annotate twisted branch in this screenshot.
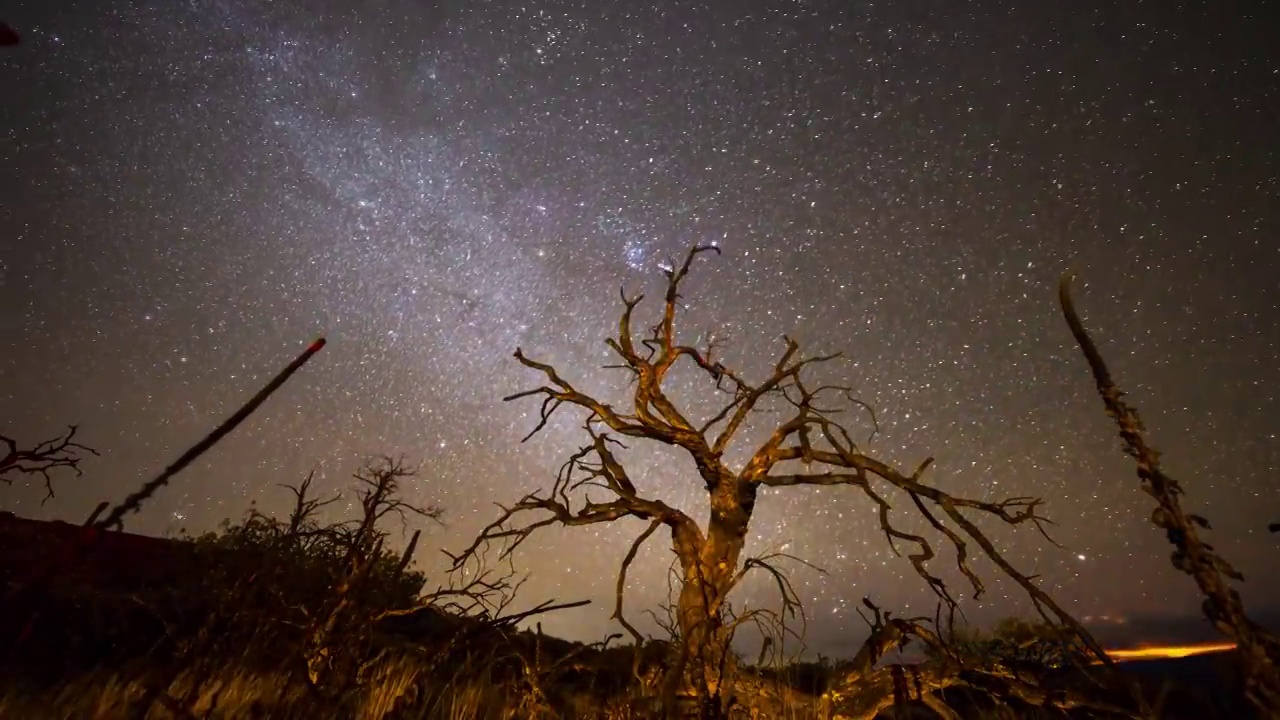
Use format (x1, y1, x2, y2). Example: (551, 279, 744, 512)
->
(0, 425, 98, 501)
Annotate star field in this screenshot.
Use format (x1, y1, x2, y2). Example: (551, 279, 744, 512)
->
(2, 0, 1278, 654)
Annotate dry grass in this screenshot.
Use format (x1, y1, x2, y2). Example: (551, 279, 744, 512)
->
(0, 652, 1235, 720)
(0, 656, 753, 719)
(0, 653, 545, 720)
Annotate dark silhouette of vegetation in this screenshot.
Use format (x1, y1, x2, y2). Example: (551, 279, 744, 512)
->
(0, 425, 96, 501)
(2, 457, 628, 718)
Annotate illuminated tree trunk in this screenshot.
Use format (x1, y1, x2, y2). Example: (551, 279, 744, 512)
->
(671, 481, 757, 711)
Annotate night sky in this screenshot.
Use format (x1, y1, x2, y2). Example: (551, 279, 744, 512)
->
(3, 1, 1277, 656)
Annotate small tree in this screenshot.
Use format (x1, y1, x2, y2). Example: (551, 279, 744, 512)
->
(453, 246, 1110, 715)
(177, 463, 435, 667)
(122, 457, 445, 715)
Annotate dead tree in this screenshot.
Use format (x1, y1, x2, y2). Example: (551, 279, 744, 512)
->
(302, 456, 442, 687)
(1059, 272, 1280, 720)
(0, 426, 96, 501)
(452, 245, 1111, 714)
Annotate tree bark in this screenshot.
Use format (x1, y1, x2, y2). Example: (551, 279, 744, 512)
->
(671, 480, 756, 707)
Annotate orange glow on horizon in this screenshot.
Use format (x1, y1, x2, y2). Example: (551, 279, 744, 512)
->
(1102, 641, 1237, 663)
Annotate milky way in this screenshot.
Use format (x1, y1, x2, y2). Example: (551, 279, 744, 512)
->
(3, 0, 1277, 654)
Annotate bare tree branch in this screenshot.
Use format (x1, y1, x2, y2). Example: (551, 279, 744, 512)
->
(755, 443, 1104, 665)
(279, 469, 342, 537)
(0, 425, 98, 501)
(614, 518, 663, 646)
(302, 456, 441, 686)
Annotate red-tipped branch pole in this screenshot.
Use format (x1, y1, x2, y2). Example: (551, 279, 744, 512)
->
(96, 337, 327, 530)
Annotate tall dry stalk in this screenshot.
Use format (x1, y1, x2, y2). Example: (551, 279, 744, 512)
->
(1059, 271, 1280, 720)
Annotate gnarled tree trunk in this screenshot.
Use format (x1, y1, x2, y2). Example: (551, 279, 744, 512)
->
(671, 480, 755, 707)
